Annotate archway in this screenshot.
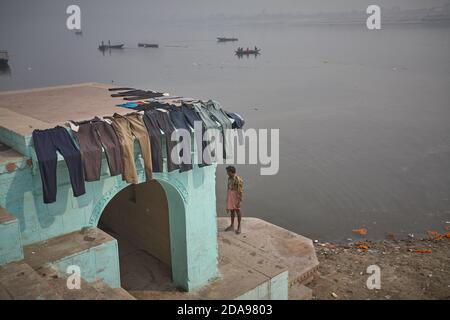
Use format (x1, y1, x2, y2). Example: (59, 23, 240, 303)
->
(97, 179, 184, 294)
(87, 166, 219, 292)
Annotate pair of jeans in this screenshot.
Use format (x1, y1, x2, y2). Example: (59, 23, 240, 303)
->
(143, 109, 183, 172)
(168, 107, 193, 172)
(204, 100, 233, 159)
(32, 126, 86, 203)
(142, 109, 164, 173)
(108, 113, 153, 184)
(226, 111, 245, 129)
(193, 102, 219, 130)
(181, 104, 212, 167)
(72, 118, 122, 182)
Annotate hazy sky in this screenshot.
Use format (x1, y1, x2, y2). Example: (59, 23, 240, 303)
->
(1, 0, 450, 22)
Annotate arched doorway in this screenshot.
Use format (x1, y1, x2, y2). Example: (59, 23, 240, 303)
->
(98, 180, 177, 293)
(88, 166, 219, 292)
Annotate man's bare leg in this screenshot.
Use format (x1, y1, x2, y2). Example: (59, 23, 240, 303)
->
(235, 210, 242, 234)
(225, 210, 235, 231)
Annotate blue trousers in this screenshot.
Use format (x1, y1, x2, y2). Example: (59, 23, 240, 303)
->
(32, 126, 86, 203)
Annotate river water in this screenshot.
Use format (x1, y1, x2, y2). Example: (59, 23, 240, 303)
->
(1, 1, 449, 241)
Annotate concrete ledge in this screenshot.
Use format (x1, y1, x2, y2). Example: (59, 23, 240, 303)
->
(123, 218, 316, 300)
(23, 228, 121, 288)
(217, 217, 319, 286)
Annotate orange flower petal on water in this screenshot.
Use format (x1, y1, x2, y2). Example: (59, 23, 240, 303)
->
(352, 228, 368, 235)
(414, 249, 432, 253)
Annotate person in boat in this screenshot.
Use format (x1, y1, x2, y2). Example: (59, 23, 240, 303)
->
(254, 46, 258, 52)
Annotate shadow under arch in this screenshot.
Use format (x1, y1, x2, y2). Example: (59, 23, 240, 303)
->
(87, 176, 189, 291)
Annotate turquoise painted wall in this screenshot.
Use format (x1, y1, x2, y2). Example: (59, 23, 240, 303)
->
(235, 271, 289, 300)
(52, 239, 121, 289)
(0, 131, 219, 291)
(0, 214, 24, 266)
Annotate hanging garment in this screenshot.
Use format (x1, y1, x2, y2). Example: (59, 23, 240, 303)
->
(143, 109, 181, 172)
(204, 100, 233, 159)
(32, 126, 86, 203)
(225, 111, 245, 129)
(72, 117, 123, 182)
(204, 100, 233, 129)
(142, 109, 164, 173)
(107, 113, 153, 184)
(168, 106, 191, 131)
(111, 89, 165, 100)
(146, 101, 171, 111)
(116, 101, 147, 109)
(111, 90, 147, 97)
(167, 106, 193, 172)
(123, 92, 165, 101)
(181, 103, 212, 167)
(193, 102, 219, 130)
(108, 87, 135, 92)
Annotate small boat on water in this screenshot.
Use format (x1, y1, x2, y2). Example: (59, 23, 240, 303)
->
(235, 48, 261, 55)
(217, 37, 239, 42)
(99, 41, 124, 51)
(0, 51, 9, 65)
(138, 43, 159, 48)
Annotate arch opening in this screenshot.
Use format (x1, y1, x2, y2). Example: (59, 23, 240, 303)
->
(98, 180, 180, 293)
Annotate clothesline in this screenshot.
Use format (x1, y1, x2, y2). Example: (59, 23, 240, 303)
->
(31, 87, 245, 204)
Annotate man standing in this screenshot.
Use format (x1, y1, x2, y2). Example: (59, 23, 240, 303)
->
(225, 166, 244, 234)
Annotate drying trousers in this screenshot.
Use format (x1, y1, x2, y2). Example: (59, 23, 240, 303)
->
(143, 109, 181, 172)
(32, 126, 86, 204)
(109, 113, 153, 184)
(168, 107, 193, 172)
(205, 100, 233, 159)
(73, 118, 123, 182)
(226, 111, 245, 129)
(181, 104, 212, 167)
(143, 110, 164, 173)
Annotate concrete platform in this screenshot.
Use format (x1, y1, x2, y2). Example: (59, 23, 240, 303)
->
(23, 227, 121, 289)
(111, 217, 318, 300)
(23, 228, 115, 269)
(0, 218, 318, 300)
(0, 83, 129, 136)
(217, 217, 319, 286)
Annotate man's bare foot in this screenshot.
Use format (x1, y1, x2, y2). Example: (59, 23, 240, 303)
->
(225, 225, 234, 232)
(235, 227, 241, 235)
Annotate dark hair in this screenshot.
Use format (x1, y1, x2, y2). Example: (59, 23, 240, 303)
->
(226, 166, 236, 174)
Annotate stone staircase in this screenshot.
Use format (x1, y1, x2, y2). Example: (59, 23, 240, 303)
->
(37, 266, 134, 300)
(0, 261, 134, 300)
(0, 262, 61, 300)
(0, 207, 134, 300)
